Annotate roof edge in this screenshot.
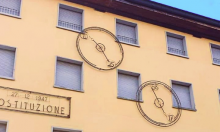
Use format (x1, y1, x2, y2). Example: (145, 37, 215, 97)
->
(126, 0, 220, 28)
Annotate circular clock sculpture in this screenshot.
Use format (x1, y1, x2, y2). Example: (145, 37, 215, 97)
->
(76, 27, 124, 70)
(136, 80, 182, 127)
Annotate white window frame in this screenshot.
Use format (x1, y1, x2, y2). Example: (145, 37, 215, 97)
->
(52, 126, 82, 132)
(0, 0, 22, 18)
(0, 120, 8, 132)
(210, 43, 220, 66)
(115, 18, 139, 47)
(166, 32, 189, 58)
(117, 69, 142, 102)
(57, 3, 84, 33)
(54, 56, 84, 92)
(171, 80, 196, 111)
(0, 44, 16, 80)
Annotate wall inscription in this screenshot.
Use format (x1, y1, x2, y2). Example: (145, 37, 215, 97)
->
(0, 86, 71, 118)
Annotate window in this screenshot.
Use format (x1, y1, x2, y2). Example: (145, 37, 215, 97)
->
(210, 44, 220, 65)
(171, 80, 196, 111)
(53, 127, 81, 132)
(117, 69, 141, 101)
(116, 19, 138, 45)
(0, 121, 7, 132)
(55, 57, 83, 92)
(166, 32, 188, 57)
(0, 45, 16, 80)
(0, 0, 21, 17)
(218, 89, 220, 102)
(58, 4, 83, 32)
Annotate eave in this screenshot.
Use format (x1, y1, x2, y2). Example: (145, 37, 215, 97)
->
(65, 0, 220, 42)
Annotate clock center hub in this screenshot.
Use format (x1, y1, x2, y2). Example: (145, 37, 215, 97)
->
(154, 98, 164, 108)
(95, 43, 106, 52)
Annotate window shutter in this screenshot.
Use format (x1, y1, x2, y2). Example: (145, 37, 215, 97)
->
(0, 124, 6, 132)
(0, 0, 21, 16)
(167, 36, 185, 55)
(118, 73, 139, 100)
(172, 84, 191, 108)
(219, 90, 220, 101)
(116, 23, 136, 44)
(0, 49, 15, 78)
(55, 60, 82, 91)
(58, 8, 82, 31)
(212, 47, 220, 64)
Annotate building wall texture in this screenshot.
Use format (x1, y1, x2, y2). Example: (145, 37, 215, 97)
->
(0, 0, 220, 132)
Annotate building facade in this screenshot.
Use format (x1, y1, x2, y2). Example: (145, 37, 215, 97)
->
(0, 0, 220, 131)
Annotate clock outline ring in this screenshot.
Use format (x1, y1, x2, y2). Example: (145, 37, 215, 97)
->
(136, 80, 182, 127)
(76, 27, 124, 71)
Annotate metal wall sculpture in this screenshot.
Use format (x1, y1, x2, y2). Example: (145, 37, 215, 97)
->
(136, 80, 182, 127)
(76, 27, 124, 70)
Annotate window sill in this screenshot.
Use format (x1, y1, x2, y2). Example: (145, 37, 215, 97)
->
(117, 96, 143, 103)
(0, 12, 21, 19)
(56, 26, 82, 33)
(118, 41, 140, 47)
(167, 52, 189, 59)
(212, 62, 220, 66)
(173, 106, 197, 111)
(54, 85, 84, 93)
(0, 76, 15, 81)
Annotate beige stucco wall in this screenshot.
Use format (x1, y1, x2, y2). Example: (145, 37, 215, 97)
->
(0, 0, 220, 131)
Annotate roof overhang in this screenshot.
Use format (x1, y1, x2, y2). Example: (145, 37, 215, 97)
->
(65, 0, 220, 42)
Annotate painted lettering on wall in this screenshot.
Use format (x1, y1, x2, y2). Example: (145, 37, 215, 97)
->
(0, 86, 71, 118)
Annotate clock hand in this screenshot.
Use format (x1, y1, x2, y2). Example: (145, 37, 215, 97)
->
(151, 87, 167, 116)
(91, 39, 110, 62)
(82, 32, 115, 67)
(151, 87, 176, 122)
